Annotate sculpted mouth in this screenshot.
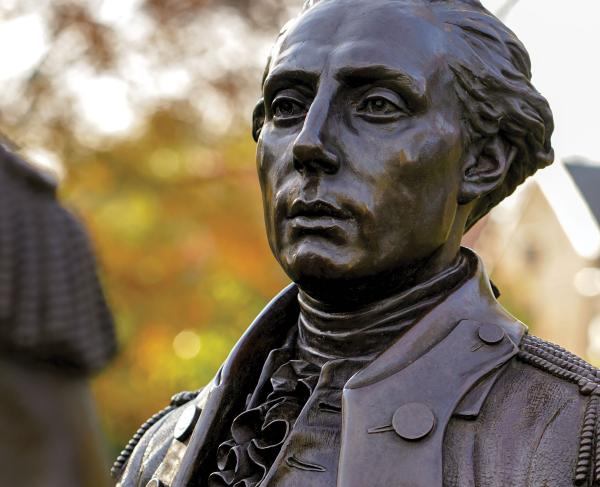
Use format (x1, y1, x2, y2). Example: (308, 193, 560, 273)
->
(288, 199, 352, 220)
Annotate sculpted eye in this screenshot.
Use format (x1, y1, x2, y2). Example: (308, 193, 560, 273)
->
(363, 97, 398, 114)
(272, 97, 307, 120)
(356, 89, 408, 122)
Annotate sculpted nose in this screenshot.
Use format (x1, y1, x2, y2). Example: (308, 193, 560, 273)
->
(292, 98, 340, 175)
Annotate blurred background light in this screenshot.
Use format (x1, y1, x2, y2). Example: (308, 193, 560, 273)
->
(173, 330, 202, 360)
(69, 74, 135, 135)
(0, 13, 48, 80)
(574, 268, 600, 298)
(587, 315, 600, 358)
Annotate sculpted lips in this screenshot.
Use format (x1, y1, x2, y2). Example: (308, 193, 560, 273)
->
(287, 199, 353, 239)
(288, 199, 352, 220)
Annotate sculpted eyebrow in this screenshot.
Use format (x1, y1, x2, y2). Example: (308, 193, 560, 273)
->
(336, 65, 428, 109)
(263, 69, 319, 100)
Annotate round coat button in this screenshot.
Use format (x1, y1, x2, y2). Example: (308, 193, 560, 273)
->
(146, 479, 164, 487)
(478, 323, 505, 345)
(174, 405, 200, 441)
(392, 402, 436, 440)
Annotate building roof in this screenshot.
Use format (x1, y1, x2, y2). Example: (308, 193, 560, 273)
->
(565, 159, 600, 228)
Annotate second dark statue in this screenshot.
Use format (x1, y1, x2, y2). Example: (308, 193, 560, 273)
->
(115, 1, 596, 486)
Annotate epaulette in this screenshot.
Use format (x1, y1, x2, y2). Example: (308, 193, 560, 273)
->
(517, 334, 600, 486)
(111, 389, 201, 479)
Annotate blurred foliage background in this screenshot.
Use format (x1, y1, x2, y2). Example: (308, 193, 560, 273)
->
(0, 0, 301, 457)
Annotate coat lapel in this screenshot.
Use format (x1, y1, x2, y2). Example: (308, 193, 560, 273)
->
(171, 284, 299, 487)
(339, 319, 518, 487)
(338, 252, 526, 487)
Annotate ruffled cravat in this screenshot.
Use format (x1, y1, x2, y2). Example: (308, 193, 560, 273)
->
(208, 355, 318, 487)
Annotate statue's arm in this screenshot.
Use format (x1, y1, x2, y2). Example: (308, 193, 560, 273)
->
(114, 390, 202, 486)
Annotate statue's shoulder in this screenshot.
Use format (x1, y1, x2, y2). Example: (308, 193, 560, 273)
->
(516, 334, 600, 396)
(112, 388, 204, 486)
(512, 334, 600, 486)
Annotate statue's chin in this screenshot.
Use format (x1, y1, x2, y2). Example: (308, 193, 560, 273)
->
(279, 239, 357, 275)
(277, 240, 372, 301)
(276, 238, 440, 306)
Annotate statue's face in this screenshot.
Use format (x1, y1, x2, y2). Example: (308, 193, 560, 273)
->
(257, 0, 466, 297)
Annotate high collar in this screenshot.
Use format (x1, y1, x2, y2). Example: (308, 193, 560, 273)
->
(344, 247, 525, 390)
(214, 247, 524, 392)
(337, 249, 526, 487)
(296, 251, 472, 365)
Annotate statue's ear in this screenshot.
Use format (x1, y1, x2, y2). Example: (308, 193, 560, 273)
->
(252, 99, 265, 142)
(458, 135, 517, 204)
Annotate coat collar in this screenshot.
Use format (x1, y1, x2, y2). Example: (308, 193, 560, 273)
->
(338, 318, 520, 487)
(217, 248, 524, 392)
(171, 284, 299, 487)
(337, 249, 526, 487)
(208, 248, 524, 431)
(344, 248, 525, 414)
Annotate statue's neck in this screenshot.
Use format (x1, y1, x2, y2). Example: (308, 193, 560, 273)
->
(296, 249, 473, 366)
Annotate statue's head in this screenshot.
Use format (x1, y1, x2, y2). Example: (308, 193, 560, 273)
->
(253, 0, 553, 303)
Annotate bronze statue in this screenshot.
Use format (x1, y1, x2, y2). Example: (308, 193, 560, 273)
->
(0, 142, 117, 486)
(114, 1, 596, 486)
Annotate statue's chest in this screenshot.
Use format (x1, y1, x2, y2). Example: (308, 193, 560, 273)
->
(259, 361, 350, 487)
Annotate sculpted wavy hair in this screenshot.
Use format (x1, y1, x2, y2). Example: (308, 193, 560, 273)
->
(254, 0, 554, 231)
(0, 143, 116, 375)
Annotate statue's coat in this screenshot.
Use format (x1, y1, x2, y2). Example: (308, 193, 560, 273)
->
(116, 254, 589, 487)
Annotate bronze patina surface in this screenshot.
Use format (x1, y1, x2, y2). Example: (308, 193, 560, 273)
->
(114, 1, 597, 486)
